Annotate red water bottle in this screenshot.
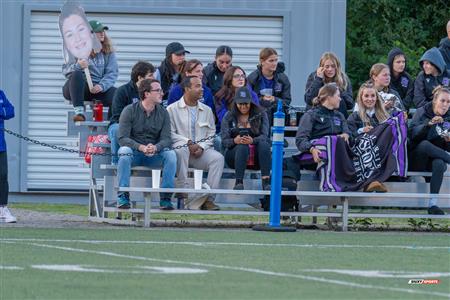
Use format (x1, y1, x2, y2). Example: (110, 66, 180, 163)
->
(93, 100, 103, 122)
(247, 144, 256, 167)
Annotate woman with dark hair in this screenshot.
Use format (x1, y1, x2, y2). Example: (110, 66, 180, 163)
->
(304, 52, 353, 117)
(387, 47, 414, 110)
(247, 48, 291, 121)
(61, 13, 118, 122)
(167, 59, 214, 112)
(409, 86, 450, 215)
(154, 42, 189, 102)
(221, 87, 270, 191)
(203, 45, 233, 96)
(214, 66, 259, 130)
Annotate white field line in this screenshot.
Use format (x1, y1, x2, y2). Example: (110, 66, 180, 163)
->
(1, 238, 449, 250)
(9, 241, 450, 299)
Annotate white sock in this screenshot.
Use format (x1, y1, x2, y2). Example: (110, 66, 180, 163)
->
(74, 106, 84, 115)
(429, 197, 438, 207)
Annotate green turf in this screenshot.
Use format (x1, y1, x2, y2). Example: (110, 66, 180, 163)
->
(0, 228, 449, 299)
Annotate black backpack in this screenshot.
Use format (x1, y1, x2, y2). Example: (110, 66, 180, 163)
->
(260, 176, 299, 212)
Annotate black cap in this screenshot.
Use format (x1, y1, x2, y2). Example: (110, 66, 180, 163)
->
(166, 42, 190, 56)
(234, 87, 252, 104)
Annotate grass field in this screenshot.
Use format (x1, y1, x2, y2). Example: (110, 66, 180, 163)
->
(0, 227, 449, 299)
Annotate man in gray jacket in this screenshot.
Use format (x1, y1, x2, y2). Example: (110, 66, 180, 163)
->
(117, 79, 177, 210)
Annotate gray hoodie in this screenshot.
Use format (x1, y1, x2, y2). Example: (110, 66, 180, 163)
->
(413, 47, 449, 108)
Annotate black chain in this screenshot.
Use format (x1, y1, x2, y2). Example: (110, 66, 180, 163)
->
(2, 102, 303, 157)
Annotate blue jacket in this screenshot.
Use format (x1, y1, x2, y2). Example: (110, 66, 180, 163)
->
(167, 83, 215, 112)
(0, 90, 15, 152)
(62, 51, 119, 92)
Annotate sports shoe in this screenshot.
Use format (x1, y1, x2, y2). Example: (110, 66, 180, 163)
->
(160, 198, 174, 210)
(363, 181, 388, 193)
(0, 206, 17, 223)
(73, 113, 86, 122)
(428, 206, 445, 215)
(117, 193, 130, 209)
(233, 183, 244, 190)
(201, 198, 220, 211)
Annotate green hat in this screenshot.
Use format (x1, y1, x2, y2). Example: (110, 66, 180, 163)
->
(89, 20, 109, 33)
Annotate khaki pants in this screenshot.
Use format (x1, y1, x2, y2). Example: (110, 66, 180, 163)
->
(174, 147, 224, 190)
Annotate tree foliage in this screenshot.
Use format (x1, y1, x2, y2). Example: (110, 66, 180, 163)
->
(346, 0, 449, 94)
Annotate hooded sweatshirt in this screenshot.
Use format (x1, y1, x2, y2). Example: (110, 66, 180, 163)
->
(387, 47, 414, 109)
(413, 47, 450, 108)
(438, 37, 450, 73)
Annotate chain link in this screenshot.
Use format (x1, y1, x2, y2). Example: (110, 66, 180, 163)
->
(2, 102, 303, 157)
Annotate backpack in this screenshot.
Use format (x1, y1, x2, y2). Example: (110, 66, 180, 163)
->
(260, 176, 299, 212)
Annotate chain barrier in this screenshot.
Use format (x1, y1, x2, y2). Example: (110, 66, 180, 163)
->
(2, 102, 304, 157)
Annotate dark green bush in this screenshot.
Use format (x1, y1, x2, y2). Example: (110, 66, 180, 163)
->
(346, 0, 449, 94)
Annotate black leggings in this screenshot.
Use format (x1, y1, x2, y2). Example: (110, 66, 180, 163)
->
(62, 70, 115, 109)
(0, 151, 8, 206)
(409, 140, 450, 194)
(225, 142, 271, 180)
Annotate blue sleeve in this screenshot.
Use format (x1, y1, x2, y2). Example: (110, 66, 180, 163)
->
(203, 86, 216, 113)
(0, 90, 15, 120)
(99, 52, 119, 91)
(216, 98, 228, 127)
(167, 85, 183, 105)
(250, 89, 260, 105)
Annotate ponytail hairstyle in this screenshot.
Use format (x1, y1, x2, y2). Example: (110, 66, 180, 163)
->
(215, 45, 233, 58)
(356, 81, 389, 125)
(319, 52, 348, 90)
(312, 83, 339, 107)
(369, 63, 390, 92)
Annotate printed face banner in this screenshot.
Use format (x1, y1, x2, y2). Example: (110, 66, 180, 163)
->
(58, 1, 101, 63)
(295, 113, 408, 192)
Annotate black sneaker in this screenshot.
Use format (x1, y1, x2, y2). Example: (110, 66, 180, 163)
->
(233, 183, 244, 190)
(428, 206, 445, 215)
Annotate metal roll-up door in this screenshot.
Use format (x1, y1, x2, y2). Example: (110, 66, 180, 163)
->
(27, 10, 283, 190)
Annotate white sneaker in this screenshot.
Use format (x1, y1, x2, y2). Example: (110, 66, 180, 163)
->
(0, 206, 17, 223)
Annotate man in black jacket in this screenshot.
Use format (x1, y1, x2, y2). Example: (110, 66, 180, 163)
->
(438, 20, 450, 74)
(108, 61, 155, 164)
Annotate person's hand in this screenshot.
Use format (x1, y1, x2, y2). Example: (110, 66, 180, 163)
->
(444, 135, 450, 142)
(146, 144, 157, 156)
(77, 58, 88, 69)
(316, 67, 324, 79)
(384, 100, 394, 110)
(338, 133, 350, 143)
(262, 95, 275, 102)
(240, 135, 253, 144)
(363, 126, 373, 133)
(188, 141, 201, 154)
(428, 116, 444, 126)
(192, 146, 203, 158)
(233, 136, 242, 145)
(90, 84, 103, 94)
(310, 147, 322, 163)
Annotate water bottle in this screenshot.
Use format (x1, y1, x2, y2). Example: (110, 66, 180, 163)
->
(289, 109, 297, 126)
(93, 100, 103, 122)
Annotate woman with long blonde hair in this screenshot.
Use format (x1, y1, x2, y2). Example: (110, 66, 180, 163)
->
(347, 81, 390, 139)
(305, 52, 353, 117)
(369, 63, 404, 114)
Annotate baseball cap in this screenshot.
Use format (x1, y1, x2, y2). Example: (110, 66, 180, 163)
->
(234, 87, 252, 104)
(89, 20, 109, 33)
(166, 42, 190, 56)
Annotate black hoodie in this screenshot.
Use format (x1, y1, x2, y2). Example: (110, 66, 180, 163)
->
(413, 47, 450, 108)
(387, 48, 414, 110)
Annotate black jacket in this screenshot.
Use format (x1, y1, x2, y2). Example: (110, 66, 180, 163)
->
(438, 37, 450, 73)
(408, 102, 450, 151)
(413, 47, 450, 108)
(109, 80, 139, 126)
(247, 64, 291, 109)
(304, 71, 354, 118)
(295, 105, 351, 153)
(220, 108, 270, 149)
(387, 47, 415, 109)
(157, 58, 180, 100)
(203, 62, 225, 96)
(347, 111, 381, 139)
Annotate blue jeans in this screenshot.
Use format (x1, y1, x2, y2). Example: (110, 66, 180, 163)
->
(117, 146, 177, 199)
(108, 123, 119, 165)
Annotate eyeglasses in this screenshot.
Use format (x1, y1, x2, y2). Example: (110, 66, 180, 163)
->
(150, 89, 164, 94)
(233, 74, 246, 79)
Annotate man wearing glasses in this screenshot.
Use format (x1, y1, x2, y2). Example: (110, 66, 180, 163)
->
(167, 76, 224, 210)
(117, 79, 177, 210)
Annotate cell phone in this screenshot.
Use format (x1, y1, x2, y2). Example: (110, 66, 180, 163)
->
(239, 128, 250, 137)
